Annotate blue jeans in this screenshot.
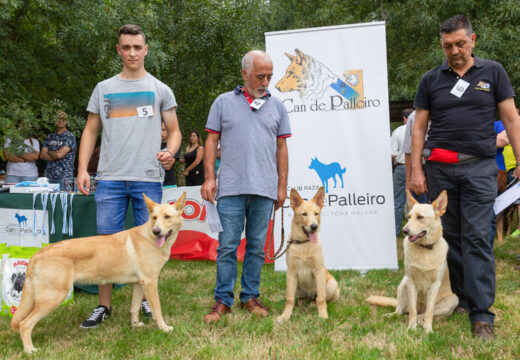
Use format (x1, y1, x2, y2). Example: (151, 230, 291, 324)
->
(95, 181, 162, 234)
(393, 164, 406, 235)
(215, 195, 274, 307)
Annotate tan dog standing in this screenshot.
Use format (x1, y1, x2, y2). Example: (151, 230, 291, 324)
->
(277, 187, 340, 322)
(11, 193, 186, 354)
(366, 190, 458, 333)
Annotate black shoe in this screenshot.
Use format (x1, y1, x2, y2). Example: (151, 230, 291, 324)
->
(141, 299, 153, 318)
(80, 305, 111, 329)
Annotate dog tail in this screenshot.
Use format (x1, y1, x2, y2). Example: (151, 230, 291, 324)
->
(11, 274, 35, 332)
(365, 296, 398, 308)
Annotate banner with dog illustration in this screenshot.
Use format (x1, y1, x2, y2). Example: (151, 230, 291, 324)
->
(266, 22, 398, 271)
(162, 186, 275, 263)
(0, 208, 49, 247)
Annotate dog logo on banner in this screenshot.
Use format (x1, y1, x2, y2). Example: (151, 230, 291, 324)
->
(276, 48, 364, 106)
(308, 157, 346, 193)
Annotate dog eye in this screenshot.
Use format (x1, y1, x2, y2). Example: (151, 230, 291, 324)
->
(417, 215, 424, 220)
(302, 212, 307, 216)
(314, 212, 319, 216)
(153, 216, 157, 220)
(164, 215, 171, 219)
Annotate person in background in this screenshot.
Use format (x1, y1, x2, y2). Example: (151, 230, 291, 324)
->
(40, 110, 77, 190)
(3, 137, 40, 183)
(391, 108, 412, 236)
(181, 130, 204, 186)
(161, 121, 181, 186)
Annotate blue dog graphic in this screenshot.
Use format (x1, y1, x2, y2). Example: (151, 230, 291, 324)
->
(308, 157, 346, 193)
(15, 213, 28, 227)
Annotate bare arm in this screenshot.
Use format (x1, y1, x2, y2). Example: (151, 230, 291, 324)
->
(498, 97, 520, 178)
(157, 108, 182, 171)
(3, 149, 25, 162)
(76, 112, 101, 195)
(40, 146, 71, 161)
(275, 137, 289, 210)
(200, 132, 220, 203)
(405, 153, 412, 191)
(410, 108, 429, 195)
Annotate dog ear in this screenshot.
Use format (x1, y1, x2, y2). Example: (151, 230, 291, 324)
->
(290, 188, 303, 209)
(285, 52, 295, 61)
(312, 187, 325, 208)
(432, 190, 448, 216)
(143, 193, 156, 213)
(175, 191, 187, 213)
(406, 190, 418, 211)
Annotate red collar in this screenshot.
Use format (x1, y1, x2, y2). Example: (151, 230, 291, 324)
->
(242, 88, 254, 105)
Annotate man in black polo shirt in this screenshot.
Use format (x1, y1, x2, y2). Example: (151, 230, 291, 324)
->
(411, 15, 520, 340)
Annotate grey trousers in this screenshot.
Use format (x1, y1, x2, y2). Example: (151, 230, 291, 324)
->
(425, 158, 497, 325)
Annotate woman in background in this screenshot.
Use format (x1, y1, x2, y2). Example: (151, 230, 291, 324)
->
(181, 130, 204, 186)
(3, 138, 40, 183)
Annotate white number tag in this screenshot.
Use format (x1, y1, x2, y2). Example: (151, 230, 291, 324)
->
(450, 79, 470, 98)
(137, 105, 154, 117)
(250, 98, 266, 110)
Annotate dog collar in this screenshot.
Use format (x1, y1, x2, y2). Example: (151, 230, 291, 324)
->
(289, 238, 310, 245)
(418, 243, 435, 250)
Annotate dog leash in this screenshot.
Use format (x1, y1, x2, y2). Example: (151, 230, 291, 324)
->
(266, 206, 291, 261)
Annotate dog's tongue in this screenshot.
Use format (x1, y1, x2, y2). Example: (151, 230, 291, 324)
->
(155, 236, 166, 247)
(309, 232, 318, 243)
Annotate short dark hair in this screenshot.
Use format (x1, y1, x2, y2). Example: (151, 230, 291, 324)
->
(440, 15, 472, 38)
(402, 108, 414, 119)
(118, 24, 146, 43)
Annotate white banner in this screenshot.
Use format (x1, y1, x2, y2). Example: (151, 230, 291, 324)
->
(266, 22, 397, 271)
(0, 208, 49, 247)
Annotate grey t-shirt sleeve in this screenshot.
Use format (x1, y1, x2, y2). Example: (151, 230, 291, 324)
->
(277, 102, 292, 137)
(86, 84, 100, 114)
(403, 112, 414, 154)
(205, 97, 222, 133)
(159, 83, 177, 111)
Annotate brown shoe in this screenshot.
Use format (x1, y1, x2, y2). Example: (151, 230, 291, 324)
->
(204, 300, 231, 323)
(473, 321, 495, 341)
(240, 298, 269, 317)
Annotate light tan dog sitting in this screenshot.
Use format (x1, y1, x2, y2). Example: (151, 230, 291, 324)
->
(366, 190, 458, 333)
(277, 187, 340, 322)
(11, 193, 186, 354)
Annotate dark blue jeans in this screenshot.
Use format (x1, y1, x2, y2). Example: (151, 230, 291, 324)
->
(425, 158, 497, 325)
(214, 195, 273, 307)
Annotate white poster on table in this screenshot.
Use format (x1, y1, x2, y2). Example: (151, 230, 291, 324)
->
(266, 22, 397, 271)
(0, 208, 49, 247)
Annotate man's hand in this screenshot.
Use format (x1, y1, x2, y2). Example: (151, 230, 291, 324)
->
(157, 151, 174, 171)
(201, 178, 217, 204)
(410, 169, 428, 195)
(274, 186, 287, 210)
(183, 169, 189, 176)
(76, 169, 90, 195)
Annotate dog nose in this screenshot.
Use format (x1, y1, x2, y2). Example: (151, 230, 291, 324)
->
(402, 227, 409, 235)
(153, 228, 161, 236)
(310, 223, 318, 232)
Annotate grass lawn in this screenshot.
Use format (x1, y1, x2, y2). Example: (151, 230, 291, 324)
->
(1, 233, 520, 359)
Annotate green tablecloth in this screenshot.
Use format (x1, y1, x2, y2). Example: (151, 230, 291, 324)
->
(0, 192, 135, 293)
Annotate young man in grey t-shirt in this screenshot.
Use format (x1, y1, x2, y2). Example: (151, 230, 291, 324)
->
(76, 24, 181, 329)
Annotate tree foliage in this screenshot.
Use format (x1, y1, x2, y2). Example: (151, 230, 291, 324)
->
(1, 0, 520, 157)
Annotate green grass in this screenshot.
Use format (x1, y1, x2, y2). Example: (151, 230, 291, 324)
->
(2, 234, 520, 359)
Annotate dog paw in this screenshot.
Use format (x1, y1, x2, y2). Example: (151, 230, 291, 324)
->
(132, 321, 145, 327)
(159, 324, 173, 332)
(277, 314, 290, 323)
(423, 323, 433, 333)
(318, 310, 329, 319)
(25, 347, 37, 354)
(407, 321, 417, 330)
(384, 311, 398, 318)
